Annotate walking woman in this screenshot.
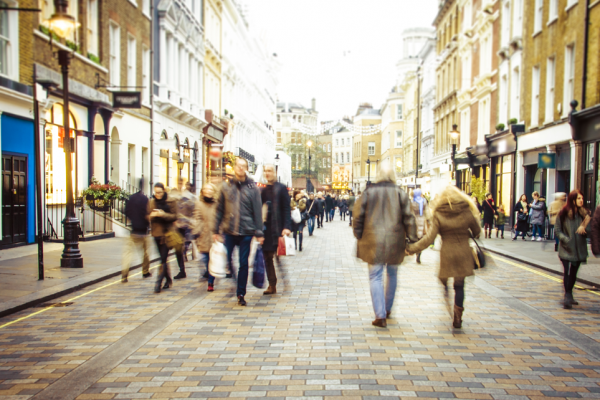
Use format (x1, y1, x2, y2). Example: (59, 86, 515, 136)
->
(482, 193, 497, 238)
(148, 183, 178, 293)
(411, 189, 429, 263)
(193, 183, 218, 292)
(406, 186, 481, 329)
(513, 194, 529, 241)
(555, 190, 591, 309)
(529, 191, 547, 241)
(291, 191, 307, 251)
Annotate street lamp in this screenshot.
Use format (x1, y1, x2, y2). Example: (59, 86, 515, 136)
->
(450, 124, 460, 182)
(45, 0, 82, 268)
(274, 153, 280, 182)
(307, 140, 312, 192)
(366, 158, 371, 188)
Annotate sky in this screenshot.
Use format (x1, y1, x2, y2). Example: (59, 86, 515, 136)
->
(245, 0, 439, 122)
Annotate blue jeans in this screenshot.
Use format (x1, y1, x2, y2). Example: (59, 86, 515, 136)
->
(329, 209, 335, 221)
(532, 224, 543, 239)
(308, 215, 316, 235)
(368, 264, 398, 319)
(200, 252, 215, 285)
(224, 234, 253, 297)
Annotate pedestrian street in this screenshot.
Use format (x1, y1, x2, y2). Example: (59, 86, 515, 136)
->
(1, 219, 600, 400)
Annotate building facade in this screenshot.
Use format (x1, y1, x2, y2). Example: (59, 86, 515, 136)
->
(331, 123, 352, 192)
(352, 104, 381, 192)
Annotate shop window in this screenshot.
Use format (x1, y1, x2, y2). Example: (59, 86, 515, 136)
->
(494, 155, 513, 217)
(44, 104, 77, 204)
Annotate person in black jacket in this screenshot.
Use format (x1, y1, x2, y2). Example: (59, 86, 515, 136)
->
(316, 192, 326, 228)
(261, 165, 291, 295)
(213, 157, 264, 306)
(482, 193, 497, 238)
(325, 194, 334, 222)
(122, 179, 151, 282)
(306, 193, 319, 236)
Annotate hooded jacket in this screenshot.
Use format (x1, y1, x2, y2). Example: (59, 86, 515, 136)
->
(529, 197, 547, 226)
(407, 186, 482, 279)
(214, 175, 264, 237)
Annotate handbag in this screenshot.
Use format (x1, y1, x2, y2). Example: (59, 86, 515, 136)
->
(470, 232, 486, 269)
(277, 236, 286, 256)
(284, 235, 296, 256)
(291, 208, 301, 223)
(252, 246, 266, 288)
(165, 229, 183, 251)
(517, 212, 528, 221)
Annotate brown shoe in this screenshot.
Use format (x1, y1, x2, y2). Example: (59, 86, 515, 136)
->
(386, 311, 392, 318)
(372, 318, 387, 328)
(453, 305, 464, 329)
(263, 285, 277, 295)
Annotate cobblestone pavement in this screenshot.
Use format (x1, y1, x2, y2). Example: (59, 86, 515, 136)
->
(1, 218, 600, 400)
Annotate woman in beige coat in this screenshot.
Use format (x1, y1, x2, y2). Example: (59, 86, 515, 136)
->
(406, 185, 481, 329)
(193, 183, 218, 292)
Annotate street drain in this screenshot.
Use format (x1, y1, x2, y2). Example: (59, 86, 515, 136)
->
(36, 302, 74, 307)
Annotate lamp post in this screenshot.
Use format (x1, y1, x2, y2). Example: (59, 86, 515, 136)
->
(450, 124, 460, 184)
(274, 153, 280, 182)
(366, 158, 371, 188)
(307, 140, 312, 192)
(46, 1, 82, 268)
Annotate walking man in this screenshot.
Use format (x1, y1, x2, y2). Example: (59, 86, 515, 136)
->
(347, 191, 356, 226)
(261, 164, 291, 295)
(325, 193, 334, 222)
(306, 193, 318, 236)
(213, 157, 264, 306)
(316, 192, 326, 228)
(122, 178, 151, 282)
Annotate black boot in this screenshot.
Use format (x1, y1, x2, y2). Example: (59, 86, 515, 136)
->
(299, 233, 303, 251)
(554, 243, 558, 252)
(416, 253, 421, 264)
(564, 292, 573, 309)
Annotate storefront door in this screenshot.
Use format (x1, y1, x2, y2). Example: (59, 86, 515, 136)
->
(2, 155, 27, 245)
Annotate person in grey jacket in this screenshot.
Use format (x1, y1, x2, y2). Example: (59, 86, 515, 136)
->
(554, 190, 591, 309)
(213, 157, 264, 306)
(529, 191, 546, 241)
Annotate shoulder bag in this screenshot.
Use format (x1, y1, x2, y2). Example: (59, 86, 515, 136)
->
(470, 232, 486, 269)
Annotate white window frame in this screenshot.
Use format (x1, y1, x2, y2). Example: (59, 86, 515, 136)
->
(127, 35, 137, 89)
(548, 0, 558, 23)
(501, 1, 510, 48)
(531, 66, 540, 127)
(566, 0, 578, 11)
(462, 52, 471, 90)
(143, 0, 151, 18)
(511, 66, 520, 121)
(0, 1, 19, 80)
(87, 0, 99, 56)
(463, 0, 472, 32)
(395, 130, 402, 148)
(128, 0, 138, 7)
(478, 96, 490, 144)
(368, 142, 375, 156)
(564, 44, 575, 117)
(396, 104, 403, 120)
(341, 153, 344, 164)
(109, 21, 121, 88)
(534, 0, 543, 34)
(545, 57, 555, 123)
(142, 45, 150, 105)
(499, 73, 508, 124)
(460, 108, 471, 151)
(512, 0, 523, 39)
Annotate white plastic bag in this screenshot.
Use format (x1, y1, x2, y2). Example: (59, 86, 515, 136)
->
(284, 235, 296, 256)
(248, 238, 259, 267)
(291, 208, 301, 224)
(208, 242, 228, 278)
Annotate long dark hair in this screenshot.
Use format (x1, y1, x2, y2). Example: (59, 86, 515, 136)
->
(518, 194, 527, 203)
(559, 189, 585, 225)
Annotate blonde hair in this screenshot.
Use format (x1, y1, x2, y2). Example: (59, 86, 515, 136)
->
(532, 191, 540, 197)
(376, 165, 396, 183)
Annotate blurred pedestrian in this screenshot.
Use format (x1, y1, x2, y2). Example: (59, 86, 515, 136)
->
(316, 192, 325, 228)
(354, 166, 417, 328)
(172, 178, 196, 279)
(482, 193, 497, 238)
(513, 194, 529, 241)
(261, 164, 292, 295)
(148, 182, 177, 293)
(495, 204, 506, 239)
(213, 157, 264, 306)
(549, 192, 566, 251)
(529, 191, 547, 241)
(122, 178, 151, 283)
(306, 193, 318, 236)
(555, 189, 591, 309)
(193, 183, 218, 292)
(325, 193, 334, 222)
(291, 190, 308, 251)
(339, 195, 348, 221)
(410, 188, 430, 264)
(407, 185, 482, 329)
(347, 191, 356, 226)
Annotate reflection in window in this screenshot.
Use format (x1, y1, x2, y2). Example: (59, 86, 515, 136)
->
(45, 104, 77, 204)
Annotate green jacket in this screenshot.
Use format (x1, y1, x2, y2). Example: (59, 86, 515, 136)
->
(496, 211, 506, 226)
(555, 208, 591, 263)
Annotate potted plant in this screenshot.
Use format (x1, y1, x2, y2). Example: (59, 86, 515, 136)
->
(495, 123, 505, 132)
(508, 118, 518, 125)
(82, 177, 128, 212)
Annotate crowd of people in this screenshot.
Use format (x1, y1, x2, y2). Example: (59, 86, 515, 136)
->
(122, 156, 599, 330)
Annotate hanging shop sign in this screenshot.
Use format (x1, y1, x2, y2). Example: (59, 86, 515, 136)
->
(112, 91, 141, 109)
(538, 153, 556, 169)
(332, 182, 350, 190)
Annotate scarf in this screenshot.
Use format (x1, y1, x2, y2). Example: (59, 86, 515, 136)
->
(520, 200, 527, 210)
(413, 189, 424, 216)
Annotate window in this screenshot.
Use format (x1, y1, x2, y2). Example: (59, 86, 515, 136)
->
(531, 66, 540, 127)
(545, 57, 555, 123)
(477, 96, 490, 143)
(534, 0, 543, 33)
(368, 142, 375, 155)
(328, 143, 331, 152)
(564, 44, 575, 116)
(511, 66, 520, 121)
(336, 139, 339, 146)
(463, 0, 472, 31)
(127, 145, 134, 185)
(127, 36, 137, 88)
(499, 74, 508, 123)
(460, 108, 471, 151)
(395, 131, 402, 148)
(501, 1, 510, 48)
(566, 0, 578, 9)
(109, 22, 121, 87)
(298, 116, 302, 123)
(549, 0, 558, 22)
(0, 2, 10, 77)
(142, 46, 150, 104)
(143, 0, 150, 16)
(277, 115, 280, 122)
(336, 153, 339, 163)
(277, 132, 281, 144)
(341, 153, 344, 163)
(480, 34, 491, 75)
(513, 0, 523, 38)
(462, 53, 471, 90)
(346, 152, 350, 163)
(87, 0, 99, 56)
(341, 138, 344, 146)
(397, 104, 403, 120)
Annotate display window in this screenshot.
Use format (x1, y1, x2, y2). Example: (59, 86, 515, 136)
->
(44, 104, 77, 204)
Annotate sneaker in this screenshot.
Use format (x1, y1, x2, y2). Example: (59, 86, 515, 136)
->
(237, 295, 247, 306)
(531, 237, 536, 241)
(143, 273, 152, 278)
(207, 284, 214, 292)
(173, 272, 186, 279)
(536, 237, 543, 241)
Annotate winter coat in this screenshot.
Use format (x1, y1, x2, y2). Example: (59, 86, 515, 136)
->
(514, 201, 529, 233)
(407, 187, 482, 279)
(482, 198, 497, 225)
(339, 200, 348, 213)
(291, 197, 307, 230)
(496, 211, 506, 226)
(307, 198, 319, 216)
(529, 198, 546, 226)
(411, 198, 430, 239)
(261, 182, 292, 252)
(125, 191, 149, 235)
(325, 195, 334, 211)
(591, 206, 600, 257)
(214, 175, 264, 237)
(347, 195, 356, 211)
(147, 196, 178, 238)
(193, 197, 217, 253)
(315, 198, 325, 214)
(555, 207, 591, 263)
(353, 181, 417, 265)
(549, 196, 565, 225)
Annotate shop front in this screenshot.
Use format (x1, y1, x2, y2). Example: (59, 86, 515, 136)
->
(203, 110, 228, 185)
(570, 103, 600, 210)
(332, 164, 352, 193)
(486, 129, 517, 224)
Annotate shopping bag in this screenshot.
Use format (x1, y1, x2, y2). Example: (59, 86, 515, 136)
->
(291, 208, 302, 224)
(277, 236, 286, 256)
(252, 246, 266, 288)
(284, 235, 296, 256)
(249, 238, 259, 267)
(208, 242, 228, 278)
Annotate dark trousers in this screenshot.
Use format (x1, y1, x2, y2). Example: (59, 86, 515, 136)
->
(154, 237, 171, 285)
(263, 250, 284, 287)
(329, 209, 335, 220)
(441, 277, 465, 308)
(308, 215, 316, 235)
(325, 210, 330, 222)
(176, 228, 186, 274)
(224, 234, 253, 297)
(200, 252, 215, 285)
(318, 213, 324, 227)
(348, 210, 353, 225)
(560, 259, 581, 293)
(293, 228, 304, 250)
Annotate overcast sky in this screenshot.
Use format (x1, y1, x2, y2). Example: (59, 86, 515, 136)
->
(245, 0, 439, 122)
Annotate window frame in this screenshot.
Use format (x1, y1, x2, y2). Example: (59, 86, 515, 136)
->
(564, 44, 576, 117)
(368, 142, 375, 156)
(531, 65, 540, 127)
(87, 0, 99, 57)
(395, 130, 402, 148)
(109, 21, 121, 88)
(545, 57, 555, 123)
(127, 35, 137, 89)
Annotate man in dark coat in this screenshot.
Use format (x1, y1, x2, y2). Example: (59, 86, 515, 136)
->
(261, 164, 291, 295)
(325, 194, 334, 222)
(122, 179, 151, 282)
(482, 193, 497, 239)
(214, 157, 264, 306)
(306, 193, 319, 235)
(316, 192, 325, 228)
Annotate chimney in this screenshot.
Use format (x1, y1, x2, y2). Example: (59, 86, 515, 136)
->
(311, 98, 316, 111)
